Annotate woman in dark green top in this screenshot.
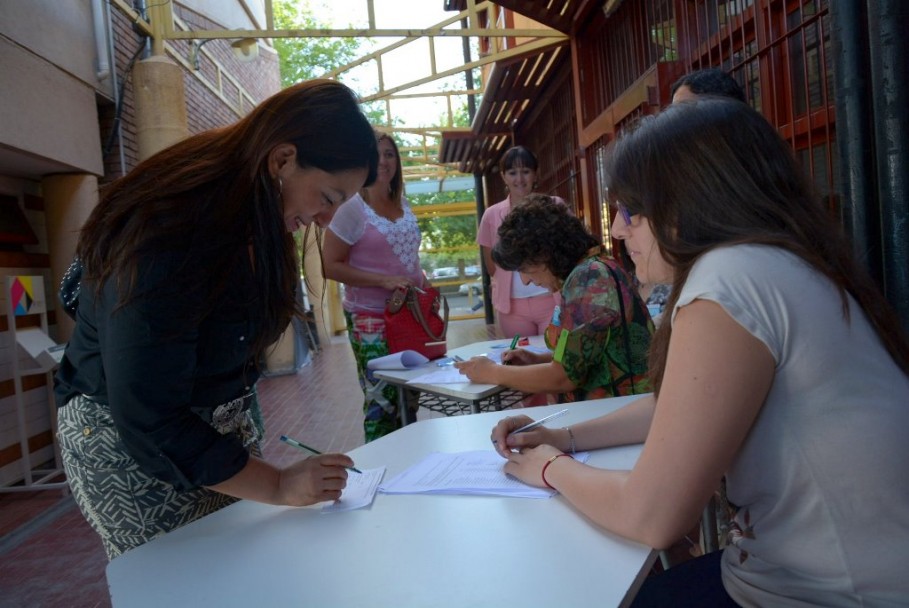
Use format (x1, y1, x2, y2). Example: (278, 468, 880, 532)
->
(456, 195, 653, 402)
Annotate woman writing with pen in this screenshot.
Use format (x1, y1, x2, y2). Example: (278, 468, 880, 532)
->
(490, 99, 909, 605)
(54, 81, 374, 559)
(456, 197, 652, 403)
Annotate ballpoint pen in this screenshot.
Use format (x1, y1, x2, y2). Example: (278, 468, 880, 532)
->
(491, 408, 570, 444)
(280, 435, 363, 473)
(503, 334, 520, 365)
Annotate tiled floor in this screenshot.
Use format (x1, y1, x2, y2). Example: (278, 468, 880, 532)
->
(0, 318, 493, 608)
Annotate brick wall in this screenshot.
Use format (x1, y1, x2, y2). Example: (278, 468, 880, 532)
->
(99, 4, 281, 183)
(1, 1, 282, 487)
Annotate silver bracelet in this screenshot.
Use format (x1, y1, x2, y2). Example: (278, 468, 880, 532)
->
(563, 426, 576, 454)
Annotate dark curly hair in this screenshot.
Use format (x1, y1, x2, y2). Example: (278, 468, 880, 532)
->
(492, 194, 598, 280)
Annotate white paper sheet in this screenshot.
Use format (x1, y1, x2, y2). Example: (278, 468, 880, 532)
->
(367, 351, 429, 370)
(321, 467, 386, 513)
(407, 346, 552, 384)
(406, 367, 469, 385)
(378, 450, 589, 499)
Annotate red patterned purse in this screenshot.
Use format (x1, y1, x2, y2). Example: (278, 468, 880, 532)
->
(384, 285, 449, 360)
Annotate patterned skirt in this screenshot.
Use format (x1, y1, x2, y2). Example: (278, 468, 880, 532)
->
(57, 394, 260, 560)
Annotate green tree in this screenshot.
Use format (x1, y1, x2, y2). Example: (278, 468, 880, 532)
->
(411, 190, 479, 271)
(273, 0, 365, 87)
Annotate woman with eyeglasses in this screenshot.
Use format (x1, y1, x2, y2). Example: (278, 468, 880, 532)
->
(490, 98, 909, 605)
(457, 195, 653, 403)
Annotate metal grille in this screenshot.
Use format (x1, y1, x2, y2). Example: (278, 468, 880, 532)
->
(676, 0, 837, 214)
(578, 0, 677, 123)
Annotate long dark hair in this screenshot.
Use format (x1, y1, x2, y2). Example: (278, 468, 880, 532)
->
(604, 97, 909, 392)
(77, 79, 378, 355)
(373, 131, 404, 204)
(492, 194, 598, 280)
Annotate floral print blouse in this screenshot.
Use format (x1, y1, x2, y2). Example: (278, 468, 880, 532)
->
(545, 247, 653, 402)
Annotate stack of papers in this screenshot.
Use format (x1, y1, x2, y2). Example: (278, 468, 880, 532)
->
(378, 450, 589, 499)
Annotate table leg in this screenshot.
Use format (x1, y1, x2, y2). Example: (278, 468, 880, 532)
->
(398, 386, 421, 426)
(397, 385, 409, 427)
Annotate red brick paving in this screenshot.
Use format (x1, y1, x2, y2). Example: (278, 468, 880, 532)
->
(0, 320, 492, 607)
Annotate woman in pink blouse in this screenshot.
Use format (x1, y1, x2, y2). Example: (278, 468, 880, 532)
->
(324, 131, 426, 441)
(477, 146, 563, 339)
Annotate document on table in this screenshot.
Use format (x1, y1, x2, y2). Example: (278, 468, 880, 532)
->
(378, 450, 589, 499)
(322, 467, 386, 513)
(406, 345, 552, 385)
(367, 351, 429, 370)
(406, 367, 467, 384)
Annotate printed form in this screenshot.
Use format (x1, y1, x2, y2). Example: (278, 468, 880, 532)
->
(378, 450, 589, 499)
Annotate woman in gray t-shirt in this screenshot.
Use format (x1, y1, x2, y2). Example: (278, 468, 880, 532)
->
(488, 98, 909, 606)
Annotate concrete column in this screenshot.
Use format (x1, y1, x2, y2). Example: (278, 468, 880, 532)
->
(302, 227, 333, 345)
(42, 173, 99, 343)
(328, 279, 346, 335)
(264, 322, 296, 374)
(133, 55, 188, 161)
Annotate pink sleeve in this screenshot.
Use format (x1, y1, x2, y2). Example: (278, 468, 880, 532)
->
(476, 202, 502, 248)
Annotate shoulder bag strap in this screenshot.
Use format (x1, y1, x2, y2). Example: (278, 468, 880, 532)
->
(605, 263, 636, 395)
(406, 287, 449, 342)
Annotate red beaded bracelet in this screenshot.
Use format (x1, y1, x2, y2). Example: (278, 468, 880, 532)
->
(541, 453, 573, 490)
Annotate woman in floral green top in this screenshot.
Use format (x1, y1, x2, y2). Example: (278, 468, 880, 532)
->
(456, 195, 653, 402)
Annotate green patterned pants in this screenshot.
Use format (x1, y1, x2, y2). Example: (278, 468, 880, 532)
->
(344, 310, 418, 442)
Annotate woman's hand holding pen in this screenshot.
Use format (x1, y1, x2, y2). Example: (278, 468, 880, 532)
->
(277, 453, 355, 506)
(455, 348, 546, 383)
(453, 356, 498, 384)
(500, 348, 544, 366)
(490, 415, 561, 458)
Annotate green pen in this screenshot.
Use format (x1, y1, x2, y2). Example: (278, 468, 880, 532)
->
(280, 435, 362, 474)
(503, 334, 520, 365)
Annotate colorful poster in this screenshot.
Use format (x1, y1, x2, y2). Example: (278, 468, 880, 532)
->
(7, 275, 47, 316)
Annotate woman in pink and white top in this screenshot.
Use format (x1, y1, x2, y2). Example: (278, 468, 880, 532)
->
(324, 131, 426, 441)
(477, 146, 564, 339)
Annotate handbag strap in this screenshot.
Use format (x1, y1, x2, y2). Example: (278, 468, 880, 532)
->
(604, 263, 636, 395)
(406, 287, 449, 342)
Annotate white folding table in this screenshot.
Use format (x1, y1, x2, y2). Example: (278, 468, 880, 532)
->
(106, 397, 657, 607)
(373, 337, 547, 425)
